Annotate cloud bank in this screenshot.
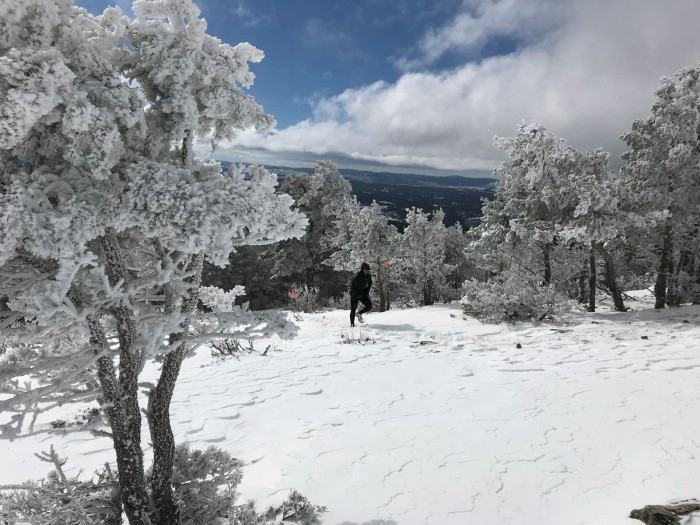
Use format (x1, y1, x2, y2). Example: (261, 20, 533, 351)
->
(215, 0, 700, 174)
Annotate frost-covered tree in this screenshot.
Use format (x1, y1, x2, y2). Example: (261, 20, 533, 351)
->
(271, 160, 353, 291)
(0, 2, 306, 524)
(471, 124, 582, 285)
(558, 148, 625, 312)
(443, 221, 471, 295)
(399, 208, 456, 305)
(325, 200, 400, 311)
(466, 123, 627, 320)
(619, 65, 700, 308)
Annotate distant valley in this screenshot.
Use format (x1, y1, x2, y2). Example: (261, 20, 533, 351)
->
(218, 162, 495, 229)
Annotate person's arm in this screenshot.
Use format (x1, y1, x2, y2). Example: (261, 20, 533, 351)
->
(366, 275, 373, 293)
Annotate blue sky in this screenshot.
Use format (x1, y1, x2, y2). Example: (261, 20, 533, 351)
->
(78, 0, 467, 126)
(77, 0, 700, 176)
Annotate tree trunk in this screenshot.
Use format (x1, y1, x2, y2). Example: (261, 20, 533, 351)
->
(654, 224, 672, 309)
(667, 251, 680, 307)
(181, 129, 193, 168)
(99, 228, 153, 525)
(385, 262, 391, 311)
(543, 242, 552, 286)
(423, 281, 434, 306)
(147, 137, 199, 525)
(591, 240, 626, 312)
(695, 253, 700, 305)
(147, 346, 186, 525)
(683, 224, 700, 304)
(304, 268, 314, 288)
(578, 257, 588, 304)
(588, 250, 596, 312)
(375, 258, 386, 312)
(147, 252, 204, 525)
(678, 238, 697, 304)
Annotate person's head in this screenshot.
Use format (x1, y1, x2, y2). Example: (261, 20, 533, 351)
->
(361, 262, 370, 274)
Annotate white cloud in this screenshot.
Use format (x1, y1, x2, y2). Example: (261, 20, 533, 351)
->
(227, 0, 271, 27)
(218, 0, 700, 174)
(397, 0, 565, 70)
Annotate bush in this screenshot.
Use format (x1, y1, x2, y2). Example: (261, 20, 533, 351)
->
(264, 489, 326, 524)
(1, 444, 325, 525)
(167, 444, 243, 525)
(0, 447, 121, 525)
(210, 339, 277, 359)
(462, 270, 570, 322)
(324, 290, 350, 310)
(211, 338, 255, 359)
(159, 443, 327, 525)
(288, 284, 321, 313)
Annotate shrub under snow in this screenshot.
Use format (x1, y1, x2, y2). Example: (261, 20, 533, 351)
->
(462, 271, 570, 323)
(288, 284, 322, 313)
(0, 444, 325, 525)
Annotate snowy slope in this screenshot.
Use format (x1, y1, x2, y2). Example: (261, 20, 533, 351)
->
(2, 295, 700, 525)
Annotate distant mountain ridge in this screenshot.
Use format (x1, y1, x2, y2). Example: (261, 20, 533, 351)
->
(268, 166, 496, 189)
(217, 161, 495, 189)
(217, 160, 493, 228)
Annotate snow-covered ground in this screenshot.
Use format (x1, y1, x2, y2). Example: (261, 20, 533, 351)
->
(3, 293, 700, 524)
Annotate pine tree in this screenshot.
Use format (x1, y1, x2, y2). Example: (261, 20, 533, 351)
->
(399, 208, 456, 306)
(0, 2, 306, 524)
(619, 66, 700, 307)
(325, 200, 400, 311)
(271, 160, 353, 294)
(558, 148, 625, 312)
(467, 123, 626, 318)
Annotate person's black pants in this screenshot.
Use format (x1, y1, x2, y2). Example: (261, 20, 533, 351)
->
(350, 295, 372, 325)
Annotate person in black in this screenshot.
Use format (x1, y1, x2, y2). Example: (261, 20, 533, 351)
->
(350, 262, 372, 327)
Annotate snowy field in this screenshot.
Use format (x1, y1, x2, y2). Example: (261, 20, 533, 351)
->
(2, 293, 700, 524)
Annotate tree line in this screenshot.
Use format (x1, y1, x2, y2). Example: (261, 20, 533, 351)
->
(464, 66, 700, 321)
(202, 160, 473, 313)
(213, 60, 700, 322)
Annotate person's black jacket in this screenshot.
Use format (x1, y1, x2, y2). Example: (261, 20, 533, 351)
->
(351, 271, 372, 299)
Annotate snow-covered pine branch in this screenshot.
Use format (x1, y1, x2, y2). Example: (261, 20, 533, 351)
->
(270, 160, 352, 289)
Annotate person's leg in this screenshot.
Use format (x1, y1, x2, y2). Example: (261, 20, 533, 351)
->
(358, 296, 372, 315)
(350, 296, 359, 326)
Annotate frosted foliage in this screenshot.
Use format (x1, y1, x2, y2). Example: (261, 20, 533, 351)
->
(490, 124, 586, 244)
(0, 457, 120, 525)
(167, 444, 243, 525)
(0, 1, 67, 52)
(0, 0, 305, 439)
(272, 161, 353, 280)
(121, 162, 306, 266)
(470, 123, 620, 274)
(325, 200, 399, 272)
(399, 208, 456, 304)
(620, 66, 700, 230)
(0, 49, 74, 149)
(199, 285, 246, 312)
(618, 66, 700, 303)
(562, 149, 619, 244)
(120, 0, 275, 153)
(462, 270, 570, 322)
(0, 444, 324, 525)
(287, 284, 321, 313)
